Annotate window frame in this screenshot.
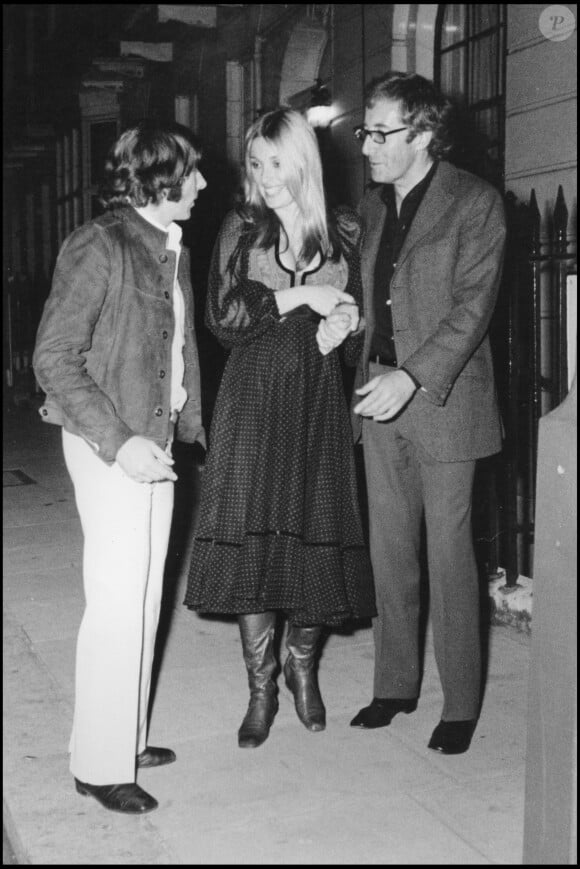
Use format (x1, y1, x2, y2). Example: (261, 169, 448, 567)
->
(434, 4, 507, 189)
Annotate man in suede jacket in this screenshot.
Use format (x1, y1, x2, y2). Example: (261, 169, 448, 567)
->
(33, 120, 206, 815)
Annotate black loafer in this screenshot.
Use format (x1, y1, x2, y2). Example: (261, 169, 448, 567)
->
(75, 779, 158, 813)
(350, 697, 418, 728)
(137, 746, 177, 768)
(428, 719, 477, 754)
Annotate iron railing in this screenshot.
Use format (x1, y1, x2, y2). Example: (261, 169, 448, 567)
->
(476, 186, 576, 584)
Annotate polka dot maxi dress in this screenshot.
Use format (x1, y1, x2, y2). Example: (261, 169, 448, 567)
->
(184, 207, 376, 627)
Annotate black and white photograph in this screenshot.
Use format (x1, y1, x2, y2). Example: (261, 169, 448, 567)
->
(3, 4, 576, 865)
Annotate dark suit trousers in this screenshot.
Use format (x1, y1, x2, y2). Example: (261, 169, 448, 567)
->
(362, 400, 481, 721)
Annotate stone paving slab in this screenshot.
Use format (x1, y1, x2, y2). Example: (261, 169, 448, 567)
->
(3, 406, 530, 864)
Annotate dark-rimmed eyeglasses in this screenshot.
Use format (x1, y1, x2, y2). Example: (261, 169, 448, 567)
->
(353, 126, 408, 145)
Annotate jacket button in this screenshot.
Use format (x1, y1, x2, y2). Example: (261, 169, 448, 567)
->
(155, 407, 163, 417)
(162, 330, 168, 339)
(164, 291, 170, 300)
(159, 253, 168, 263)
(159, 369, 166, 379)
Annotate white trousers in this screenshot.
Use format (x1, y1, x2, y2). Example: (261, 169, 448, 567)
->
(62, 430, 174, 784)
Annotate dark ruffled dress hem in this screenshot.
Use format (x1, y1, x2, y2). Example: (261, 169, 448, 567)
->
(184, 603, 373, 629)
(184, 533, 376, 627)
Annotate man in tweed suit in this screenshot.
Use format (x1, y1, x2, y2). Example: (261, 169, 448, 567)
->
(348, 72, 506, 753)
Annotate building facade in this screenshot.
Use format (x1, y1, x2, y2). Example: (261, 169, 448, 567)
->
(3, 4, 577, 571)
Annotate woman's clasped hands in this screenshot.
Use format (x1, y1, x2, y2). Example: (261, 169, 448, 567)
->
(315, 297, 360, 356)
(277, 283, 359, 356)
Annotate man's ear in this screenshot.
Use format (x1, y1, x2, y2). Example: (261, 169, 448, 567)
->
(414, 129, 433, 153)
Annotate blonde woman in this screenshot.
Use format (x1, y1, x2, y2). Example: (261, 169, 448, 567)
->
(184, 108, 375, 748)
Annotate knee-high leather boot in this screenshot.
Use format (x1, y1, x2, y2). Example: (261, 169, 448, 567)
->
(237, 612, 278, 748)
(283, 624, 326, 732)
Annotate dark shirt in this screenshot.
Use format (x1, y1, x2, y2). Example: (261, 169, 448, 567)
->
(370, 161, 438, 365)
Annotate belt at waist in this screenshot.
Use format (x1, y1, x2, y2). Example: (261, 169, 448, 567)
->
(369, 353, 397, 367)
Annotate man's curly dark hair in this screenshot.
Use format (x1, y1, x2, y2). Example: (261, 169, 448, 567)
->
(99, 119, 203, 209)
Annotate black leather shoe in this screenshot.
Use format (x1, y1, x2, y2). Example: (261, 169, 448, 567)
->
(428, 719, 477, 754)
(350, 697, 418, 728)
(75, 779, 158, 813)
(137, 746, 176, 768)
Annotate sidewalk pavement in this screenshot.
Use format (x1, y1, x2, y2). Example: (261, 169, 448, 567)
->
(3, 403, 531, 865)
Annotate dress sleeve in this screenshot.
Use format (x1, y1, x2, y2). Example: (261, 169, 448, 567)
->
(334, 206, 365, 368)
(205, 211, 282, 348)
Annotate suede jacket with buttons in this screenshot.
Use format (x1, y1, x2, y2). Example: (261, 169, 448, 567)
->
(33, 207, 205, 464)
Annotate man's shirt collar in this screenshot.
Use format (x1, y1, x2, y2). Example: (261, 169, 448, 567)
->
(380, 160, 438, 208)
(133, 207, 182, 249)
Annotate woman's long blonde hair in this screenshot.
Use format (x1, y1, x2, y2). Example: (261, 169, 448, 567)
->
(241, 108, 337, 268)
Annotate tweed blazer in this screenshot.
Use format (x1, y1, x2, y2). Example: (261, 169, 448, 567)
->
(355, 160, 506, 461)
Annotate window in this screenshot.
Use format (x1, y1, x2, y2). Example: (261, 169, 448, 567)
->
(435, 5, 506, 189)
(81, 117, 120, 219)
